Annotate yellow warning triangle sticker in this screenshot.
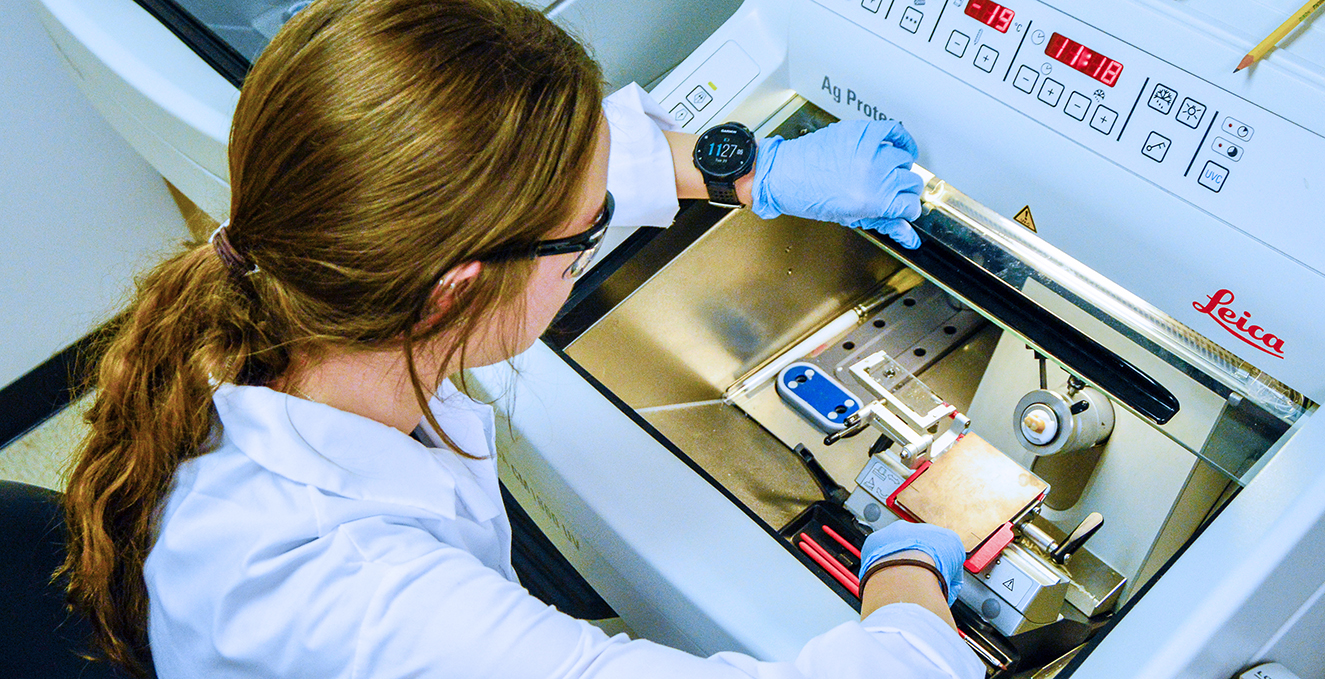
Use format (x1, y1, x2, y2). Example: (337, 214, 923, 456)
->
(1014, 205, 1037, 232)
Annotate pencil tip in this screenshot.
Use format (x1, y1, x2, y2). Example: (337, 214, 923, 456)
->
(1236, 55, 1254, 72)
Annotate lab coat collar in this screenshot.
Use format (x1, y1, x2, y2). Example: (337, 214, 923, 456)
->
(211, 383, 500, 523)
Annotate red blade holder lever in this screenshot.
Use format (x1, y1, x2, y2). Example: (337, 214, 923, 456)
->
(965, 522, 1016, 573)
(884, 460, 931, 522)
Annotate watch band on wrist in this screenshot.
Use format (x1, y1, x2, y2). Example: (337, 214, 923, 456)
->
(860, 557, 950, 602)
(703, 180, 743, 209)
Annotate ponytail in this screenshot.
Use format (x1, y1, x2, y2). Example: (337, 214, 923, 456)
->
(61, 0, 605, 674)
(61, 245, 278, 675)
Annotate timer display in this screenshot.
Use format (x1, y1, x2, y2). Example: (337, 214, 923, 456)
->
(1045, 32, 1124, 87)
(964, 0, 1014, 33)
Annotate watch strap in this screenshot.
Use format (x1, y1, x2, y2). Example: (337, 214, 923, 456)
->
(705, 180, 743, 209)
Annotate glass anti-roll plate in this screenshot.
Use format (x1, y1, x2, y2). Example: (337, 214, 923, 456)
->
(874, 167, 1314, 484)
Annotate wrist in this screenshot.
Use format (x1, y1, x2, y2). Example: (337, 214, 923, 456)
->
(735, 170, 754, 207)
(861, 555, 950, 604)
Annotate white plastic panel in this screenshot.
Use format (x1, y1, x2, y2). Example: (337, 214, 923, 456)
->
(35, 0, 238, 219)
(783, 0, 1325, 401)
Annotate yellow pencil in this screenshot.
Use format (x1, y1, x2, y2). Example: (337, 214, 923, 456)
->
(1236, 0, 1325, 72)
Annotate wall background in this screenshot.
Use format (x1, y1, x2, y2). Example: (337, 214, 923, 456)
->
(0, 0, 185, 390)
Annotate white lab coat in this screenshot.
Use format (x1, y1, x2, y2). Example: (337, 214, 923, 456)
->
(146, 383, 982, 679)
(144, 87, 983, 678)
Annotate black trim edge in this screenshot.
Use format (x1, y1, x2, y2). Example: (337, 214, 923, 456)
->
(0, 318, 121, 451)
(130, 0, 249, 88)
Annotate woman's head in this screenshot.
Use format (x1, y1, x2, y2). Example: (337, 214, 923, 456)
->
(226, 0, 606, 391)
(63, 0, 605, 672)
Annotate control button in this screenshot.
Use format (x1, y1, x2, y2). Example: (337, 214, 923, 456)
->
(1176, 97, 1206, 128)
(670, 102, 694, 126)
(1223, 117, 1254, 141)
(1064, 91, 1090, 121)
(900, 6, 923, 33)
(862, 0, 883, 12)
(1199, 161, 1228, 192)
(974, 45, 998, 73)
(946, 30, 970, 58)
(1090, 105, 1118, 134)
(1142, 131, 1171, 162)
(1148, 83, 1177, 115)
(1013, 65, 1038, 93)
(1037, 78, 1063, 107)
(1212, 136, 1243, 162)
(686, 86, 713, 112)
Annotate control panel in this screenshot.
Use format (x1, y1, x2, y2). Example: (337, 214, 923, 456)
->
(658, 41, 762, 134)
(773, 0, 1325, 279)
(793, 0, 1325, 258)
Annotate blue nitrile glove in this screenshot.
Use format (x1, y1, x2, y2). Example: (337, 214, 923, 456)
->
(858, 521, 965, 606)
(751, 119, 924, 249)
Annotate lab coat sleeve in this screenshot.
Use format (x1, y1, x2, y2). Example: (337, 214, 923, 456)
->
(603, 83, 681, 228)
(350, 521, 983, 679)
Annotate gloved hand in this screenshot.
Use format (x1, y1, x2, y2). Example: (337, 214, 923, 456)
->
(751, 119, 924, 248)
(858, 521, 965, 606)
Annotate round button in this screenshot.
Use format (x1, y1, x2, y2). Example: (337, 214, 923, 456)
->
(863, 503, 882, 522)
(1020, 404, 1059, 445)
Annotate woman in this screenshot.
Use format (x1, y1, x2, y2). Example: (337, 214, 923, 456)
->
(62, 0, 980, 677)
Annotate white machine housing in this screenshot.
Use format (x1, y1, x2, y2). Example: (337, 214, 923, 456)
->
(36, 0, 1325, 676)
(483, 1, 1325, 676)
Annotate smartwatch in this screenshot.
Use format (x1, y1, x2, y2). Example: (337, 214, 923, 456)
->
(693, 122, 757, 208)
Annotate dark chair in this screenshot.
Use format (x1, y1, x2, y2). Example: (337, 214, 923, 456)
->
(0, 480, 143, 679)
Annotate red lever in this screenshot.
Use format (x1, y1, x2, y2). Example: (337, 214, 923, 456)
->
(884, 460, 931, 522)
(965, 522, 1015, 573)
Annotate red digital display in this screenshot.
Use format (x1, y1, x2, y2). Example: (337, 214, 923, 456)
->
(964, 0, 1015, 33)
(1045, 32, 1124, 87)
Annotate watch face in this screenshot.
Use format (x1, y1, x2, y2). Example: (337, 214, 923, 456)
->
(694, 124, 755, 179)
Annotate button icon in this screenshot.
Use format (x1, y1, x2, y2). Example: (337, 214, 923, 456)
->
(946, 30, 970, 58)
(1142, 131, 1171, 162)
(1038, 78, 1063, 107)
(1176, 97, 1206, 128)
(1013, 65, 1038, 93)
(900, 6, 923, 33)
(974, 45, 999, 73)
(1212, 137, 1243, 162)
(686, 86, 713, 112)
(1090, 105, 1118, 134)
(1223, 117, 1254, 141)
(1148, 83, 1177, 115)
(670, 102, 694, 126)
(1199, 161, 1229, 192)
(1064, 91, 1090, 121)
(861, 0, 883, 13)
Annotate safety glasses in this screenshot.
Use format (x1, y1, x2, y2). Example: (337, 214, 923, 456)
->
(488, 192, 614, 280)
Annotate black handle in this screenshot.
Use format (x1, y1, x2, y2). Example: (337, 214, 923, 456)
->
(794, 444, 849, 505)
(1052, 512, 1104, 564)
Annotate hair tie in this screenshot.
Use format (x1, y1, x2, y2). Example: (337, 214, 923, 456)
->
(209, 221, 258, 277)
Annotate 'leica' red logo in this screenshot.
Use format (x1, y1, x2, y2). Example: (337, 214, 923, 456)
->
(1192, 289, 1285, 359)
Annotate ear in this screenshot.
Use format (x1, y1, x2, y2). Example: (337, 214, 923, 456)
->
(425, 261, 483, 317)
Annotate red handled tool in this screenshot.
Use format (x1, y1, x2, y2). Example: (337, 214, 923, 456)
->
(797, 535, 860, 597)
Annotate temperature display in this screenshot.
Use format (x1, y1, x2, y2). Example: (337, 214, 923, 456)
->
(964, 0, 1015, 33)
(1045, 32, 1124, 86)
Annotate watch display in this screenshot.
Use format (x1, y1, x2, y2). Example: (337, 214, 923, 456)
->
(694, 122, 757, 208)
